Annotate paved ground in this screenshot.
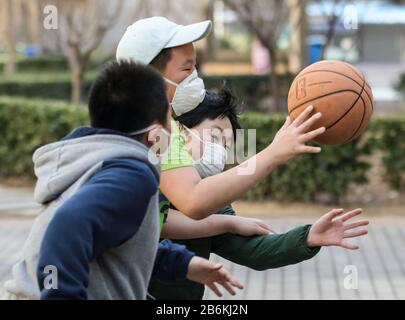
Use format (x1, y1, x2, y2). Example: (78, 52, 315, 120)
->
(203, 216, 405, 300)
(1, 215, 404, 300)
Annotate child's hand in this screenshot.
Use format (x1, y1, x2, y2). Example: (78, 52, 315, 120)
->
(228, 216, 275, 236)
(268, 105, 326, 166)
(186, 256, 244, 297)
(307, 208, 369, 249)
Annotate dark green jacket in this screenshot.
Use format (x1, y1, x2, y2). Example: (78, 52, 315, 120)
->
(149, 205, 321, 300)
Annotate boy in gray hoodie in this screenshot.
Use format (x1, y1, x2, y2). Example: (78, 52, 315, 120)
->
(2, 61, 242, 300)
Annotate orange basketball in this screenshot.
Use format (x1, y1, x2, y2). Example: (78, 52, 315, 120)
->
(287, 60, 374, 145)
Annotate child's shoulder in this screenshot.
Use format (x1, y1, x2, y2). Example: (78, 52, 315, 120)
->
(96, 158, 159, 191)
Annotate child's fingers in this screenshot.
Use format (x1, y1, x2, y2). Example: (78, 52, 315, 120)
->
(339, 208, 363, 222)
(220, 270, 244, 290)
(299, 126, 326, 143)
(218, 280, 236, 296)
(343, 229, 368, 239)
(254, 227, 271, 235)
(297, 112, 322, 133)
(227, 277, 244, 290)
(298, 145, 322, 154)
(257, 221, 275, 233)
(324, 208, 345, 221)
(281, 116, 292, 130)
(292, 105, 314, 127)
(344, 219, 369, 230)
(340, 241, 360, 250)
(207, 283, 222, 297)
(210, 263, 223, 271)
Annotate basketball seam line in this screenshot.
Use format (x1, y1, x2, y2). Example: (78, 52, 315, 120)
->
(346, 94, 367, 143)
(289, 89, 361, 114)
(344, 63, 372, 91)
(294, 69, 373, 105)
(325, 73, 366, 132)
(344, 63, 374, 110)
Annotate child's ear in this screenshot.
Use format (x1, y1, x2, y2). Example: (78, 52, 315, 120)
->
(147, 126, 162, 145)
(147, 125, 171, 155)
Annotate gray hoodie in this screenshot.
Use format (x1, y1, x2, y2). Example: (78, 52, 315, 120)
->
(2, 128, 162, 299)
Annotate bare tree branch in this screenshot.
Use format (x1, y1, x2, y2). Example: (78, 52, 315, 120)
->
(222, 0, 289, 111)
(51, 0, 126, 102)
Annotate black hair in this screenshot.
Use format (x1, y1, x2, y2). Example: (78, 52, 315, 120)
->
(175, 87, 242, 140)
(88, 60, 168, 133)
(150, 48, 172, 72)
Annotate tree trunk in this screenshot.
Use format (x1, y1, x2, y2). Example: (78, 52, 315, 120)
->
(288, 0, 308, 72)
(322, 15, 338, 59)
(268, 47, 282, 112)
(71, 65, 84, 104)
(65, 39, 89, 104)
(203, 0, 216, 62)
(68, 49, 87, 103)
(27, 0, 41, 50)
(1, 0, 17, 74)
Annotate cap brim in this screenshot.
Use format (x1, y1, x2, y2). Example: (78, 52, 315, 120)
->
(165, 20, 212, 48)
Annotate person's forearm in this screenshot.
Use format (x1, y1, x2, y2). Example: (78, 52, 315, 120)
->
(161, 209, 234, 240)
(211, 225, 321, 271)
(161, 145, 280, 220)
(152, 239, 195, 283)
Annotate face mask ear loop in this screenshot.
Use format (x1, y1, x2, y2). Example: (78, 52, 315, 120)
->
(129, 124, 159, 136)
(183, 125, 199, 140)
(164, 77, 178, 87)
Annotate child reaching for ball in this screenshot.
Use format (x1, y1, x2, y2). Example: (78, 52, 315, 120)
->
(149, 89, 369, 300)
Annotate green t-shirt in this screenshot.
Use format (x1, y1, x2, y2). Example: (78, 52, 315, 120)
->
(159, 120, 194, 230)
(161, 120, 194, 171)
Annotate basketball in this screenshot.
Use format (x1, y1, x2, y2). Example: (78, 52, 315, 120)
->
(287, 60, 374, 145)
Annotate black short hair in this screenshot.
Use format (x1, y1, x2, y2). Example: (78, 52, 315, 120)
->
(150, 48, 172, 72)
(175, 87, 242, 140)
(88, 60, 168, 133)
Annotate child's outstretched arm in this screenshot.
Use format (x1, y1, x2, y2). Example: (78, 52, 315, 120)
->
(161, 105, 326, 219)
(161, 209, 274, 240)
(210, 207, 368, 271)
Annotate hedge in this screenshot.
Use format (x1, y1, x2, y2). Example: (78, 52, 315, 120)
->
(0, 71, 293, 107)
(1, 96, 405, 203)
(204, 73, 294, 109)
(0, 71, 96, 101)
(239, 113, 372, 203)
(0, 96, 87, 177)
(0, 56, 69, 72)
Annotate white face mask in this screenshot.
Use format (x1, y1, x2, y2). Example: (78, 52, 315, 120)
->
(184, 126, 228, 178)
(165, 69, 206, 116)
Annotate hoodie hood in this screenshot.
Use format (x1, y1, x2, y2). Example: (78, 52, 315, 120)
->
(33, 127, 160, 204)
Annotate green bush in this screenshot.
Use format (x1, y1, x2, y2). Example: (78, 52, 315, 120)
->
(0, 96, 88, 177)
(0, 71, 294, 106)
(239, 113, 373, 203)
(204, 73, 294, 110)
(1, 96, 405, 203)
(0, 71, 96, 101)
(366, 117, 405, 190)
(0, 56, 69, 72)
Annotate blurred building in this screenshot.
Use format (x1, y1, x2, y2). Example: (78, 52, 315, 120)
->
(307, 0, 405, 107)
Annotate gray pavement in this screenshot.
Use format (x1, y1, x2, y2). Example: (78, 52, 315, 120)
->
(0, 215, 404, 300)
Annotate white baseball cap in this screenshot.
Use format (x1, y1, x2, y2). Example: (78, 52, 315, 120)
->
(116, 16, 212, 65)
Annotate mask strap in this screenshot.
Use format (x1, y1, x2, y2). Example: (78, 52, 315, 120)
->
(183, 125, 204, 143)
(164, 77, 178, 87)
(128, 124, 158, 136)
